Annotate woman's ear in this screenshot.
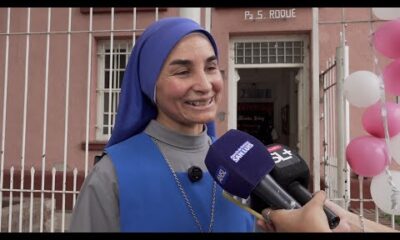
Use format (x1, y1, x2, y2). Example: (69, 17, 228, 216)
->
(153, 85, 158, 104)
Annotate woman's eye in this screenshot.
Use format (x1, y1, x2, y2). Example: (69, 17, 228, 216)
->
(207, 62, 218, 72)
(175, 70, 189, 76)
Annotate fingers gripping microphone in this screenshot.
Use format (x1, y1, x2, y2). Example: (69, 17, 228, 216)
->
(204, 129, 301, 211)
(266, 144, 340, 229)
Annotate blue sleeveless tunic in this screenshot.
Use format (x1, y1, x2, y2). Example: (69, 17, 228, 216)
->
(106, 132, 255, 232)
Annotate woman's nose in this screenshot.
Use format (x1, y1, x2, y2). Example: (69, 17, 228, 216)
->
(193, 72, 212, 92)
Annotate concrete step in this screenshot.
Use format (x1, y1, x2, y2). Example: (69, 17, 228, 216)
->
(349, 208, 400, 231)
(1, 197, 71, 232)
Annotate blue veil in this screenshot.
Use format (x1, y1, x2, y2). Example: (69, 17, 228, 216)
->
(106, 17, 219, 148)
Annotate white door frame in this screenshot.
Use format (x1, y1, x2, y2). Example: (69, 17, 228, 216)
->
(228, 34, 311, 163)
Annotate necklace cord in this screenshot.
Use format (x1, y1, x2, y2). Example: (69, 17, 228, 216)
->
(153, 138, 217, 232)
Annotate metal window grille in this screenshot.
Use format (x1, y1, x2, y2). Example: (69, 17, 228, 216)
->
(234, 41, 304, 64)
(96, 40, 132, 140)
(321, 58, 340, 200)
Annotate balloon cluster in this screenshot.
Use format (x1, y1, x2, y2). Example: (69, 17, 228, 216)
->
(344, 9, 400, 215)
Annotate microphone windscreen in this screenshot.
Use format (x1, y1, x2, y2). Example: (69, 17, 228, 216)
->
(205, 129, 274, 198)
(266, 144, 309, 188)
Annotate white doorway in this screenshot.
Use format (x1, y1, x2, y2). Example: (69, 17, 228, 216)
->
(228, 35, 311, 164)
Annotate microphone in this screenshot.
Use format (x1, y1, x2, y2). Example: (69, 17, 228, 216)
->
(266, 143, 340, 229)
(204, 129, 301, 211)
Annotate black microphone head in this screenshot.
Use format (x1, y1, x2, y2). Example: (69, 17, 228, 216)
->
(266, 144, 309, 189)
(250, 143, 309, 213)
(266, 144, 341, 230)
(205, 129, 275, 199)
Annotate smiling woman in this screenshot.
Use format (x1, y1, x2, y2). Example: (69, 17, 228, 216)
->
(155, 33, 223, 135)
(69, 17, 255, 232)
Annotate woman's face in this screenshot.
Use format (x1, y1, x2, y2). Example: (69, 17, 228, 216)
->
(155, 33, 223, 135)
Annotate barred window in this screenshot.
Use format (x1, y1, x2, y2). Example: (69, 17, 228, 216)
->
(234, 40, 304, 64)
(96, 40, 132, 140)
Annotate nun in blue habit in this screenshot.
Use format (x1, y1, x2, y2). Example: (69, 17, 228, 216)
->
(69, 17, 254, 232)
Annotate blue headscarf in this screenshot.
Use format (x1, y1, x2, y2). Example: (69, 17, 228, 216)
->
(106, 17, 219, 148)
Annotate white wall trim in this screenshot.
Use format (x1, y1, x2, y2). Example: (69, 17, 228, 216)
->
(312, 7, 320, 191)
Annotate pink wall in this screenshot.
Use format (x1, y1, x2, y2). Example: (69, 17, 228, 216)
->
(0, 8, 179, 171)
(1, 7, 397, 174)
(319, 8, 396, 138)
(319, 8, 399, 172)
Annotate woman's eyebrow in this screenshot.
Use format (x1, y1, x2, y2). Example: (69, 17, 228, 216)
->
(168, 59, 192, 67)
(168, 55, 217, 67)
(206, 55, 217, 63)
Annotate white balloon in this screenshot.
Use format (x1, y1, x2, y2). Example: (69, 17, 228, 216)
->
(344, 71, 381, 108)
(373, 8, 400, 21)
(370, 170, 400, 215)
(389, 133, 400, 165)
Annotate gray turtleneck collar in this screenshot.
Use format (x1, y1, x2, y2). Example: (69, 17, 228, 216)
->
(144, 120, 212, 151)
(143, 120, 212, 172)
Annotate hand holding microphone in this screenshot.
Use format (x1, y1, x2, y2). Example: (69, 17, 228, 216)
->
(266, 143, 340, 229)
(205, 129, 301, 212)
(204, 129, 340, 230)
(260, 191, 333, 232)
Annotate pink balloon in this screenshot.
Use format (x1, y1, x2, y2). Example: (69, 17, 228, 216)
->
(373, 19, 400, 59)
(346, 136, 389, 177)
(383, 59, 400, 96)
(362, 102, 400, 138)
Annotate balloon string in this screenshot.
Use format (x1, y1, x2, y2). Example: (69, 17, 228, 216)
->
(384, 168, 400, 210)
(369, 18, 400, 212)
(376, 58, 400, 212)
(370, 46, 400, 213)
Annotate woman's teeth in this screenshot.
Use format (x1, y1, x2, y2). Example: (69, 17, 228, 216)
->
(187, 98, 213, 106)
